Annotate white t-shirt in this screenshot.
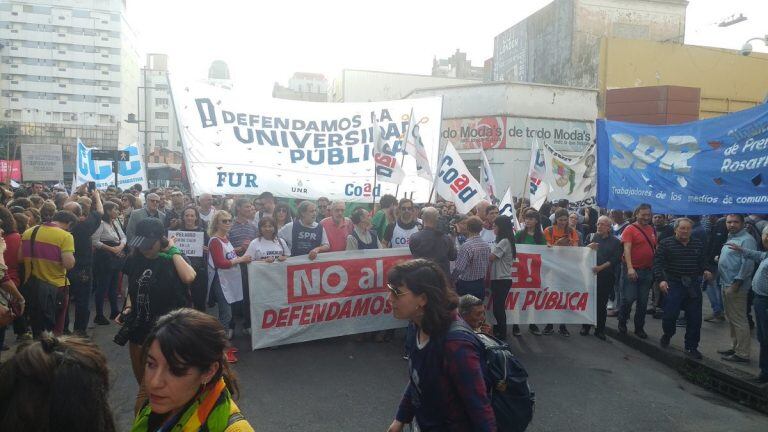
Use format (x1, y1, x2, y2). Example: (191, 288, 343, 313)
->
(480, 228, 496, 247)
(199, 207, 216, 224)
(245, 237, 290, 260)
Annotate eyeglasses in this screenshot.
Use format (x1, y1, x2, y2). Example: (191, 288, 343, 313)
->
(387, 283, 406, 297)
(277, 208, 288, 213)
(221, 219, 233, 224)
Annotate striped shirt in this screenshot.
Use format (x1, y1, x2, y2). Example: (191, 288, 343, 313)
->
(452, 235, 491, 281)
(653, 236, 709, 282)
(21, 223, 74, 287)
(228, 219, 258, 253)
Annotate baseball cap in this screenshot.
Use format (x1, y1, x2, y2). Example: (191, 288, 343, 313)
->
(128, 218, 166, 251)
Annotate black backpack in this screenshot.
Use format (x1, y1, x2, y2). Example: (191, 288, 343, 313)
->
(449, 322, 535, 432)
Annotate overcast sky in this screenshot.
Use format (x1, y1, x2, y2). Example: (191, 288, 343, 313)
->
(126, 0, 768, 97)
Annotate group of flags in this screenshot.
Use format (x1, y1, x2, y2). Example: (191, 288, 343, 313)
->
(372, 108, 433, 185)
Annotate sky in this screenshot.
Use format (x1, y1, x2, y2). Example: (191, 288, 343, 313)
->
(125, 0, 768, 97)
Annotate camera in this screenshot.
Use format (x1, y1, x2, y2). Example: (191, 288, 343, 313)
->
(112, 311, 135, 346)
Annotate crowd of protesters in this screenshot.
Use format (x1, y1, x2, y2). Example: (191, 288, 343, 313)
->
(0, 180, 766, 431)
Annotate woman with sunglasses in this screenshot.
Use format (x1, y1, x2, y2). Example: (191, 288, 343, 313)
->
(386, 259, 496, 432)
(273, 202, 293, 232)
(207, 211, 252, 363)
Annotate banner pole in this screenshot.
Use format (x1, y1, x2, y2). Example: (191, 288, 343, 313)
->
(393, 107, 414, 199)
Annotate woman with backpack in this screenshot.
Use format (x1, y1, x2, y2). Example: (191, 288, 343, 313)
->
(489, 216, 517, 339)
(386, 259, 496, 432)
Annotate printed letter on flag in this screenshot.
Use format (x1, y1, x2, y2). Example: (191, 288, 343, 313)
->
(528, 139, 549, 210)
(499, 187, 521, 231)
(373, 117, 405, 185)
(436, 142, 484, 214)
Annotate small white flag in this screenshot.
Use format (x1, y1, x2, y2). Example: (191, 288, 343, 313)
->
(404, 109, 433, 181)
(499, 186, 521, 231)
(528, 139, 550, 211)
(435, 142, 484, 214)
(373, 118, 405, 184)
(479, 150, 497, 202)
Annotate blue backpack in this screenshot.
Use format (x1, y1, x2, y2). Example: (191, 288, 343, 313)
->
(449, 321, 535, 432)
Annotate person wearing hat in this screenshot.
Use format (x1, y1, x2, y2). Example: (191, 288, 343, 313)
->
(116, 217, 197, 414)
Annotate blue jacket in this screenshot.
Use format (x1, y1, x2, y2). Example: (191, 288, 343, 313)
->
(742, 249, 768, 297)
(718, 229, 757, 287)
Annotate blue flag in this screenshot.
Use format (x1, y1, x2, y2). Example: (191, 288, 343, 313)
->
(596, 103, 768, 214)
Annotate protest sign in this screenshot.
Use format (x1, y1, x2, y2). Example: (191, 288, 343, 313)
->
(248, 245, 595, 349)
(74, 139, 148, 190)
(485, 244, 596, 326)
(172, 79, 442, 202)
(597, 103, 768, 214)
(247, 249, 410, 349)
(435, 142, 484, 214)
(168, 230, 204, 257)
(0, 160, 21, 183)
(541, 141, 596, 207)
(21, 144, 63, 182)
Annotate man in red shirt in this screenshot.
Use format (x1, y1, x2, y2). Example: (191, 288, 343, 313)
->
(320, 201, 353, 252)
(619, 203, 657, 339)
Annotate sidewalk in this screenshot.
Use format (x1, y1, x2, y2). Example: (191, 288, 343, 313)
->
(604, 302, 767, 414)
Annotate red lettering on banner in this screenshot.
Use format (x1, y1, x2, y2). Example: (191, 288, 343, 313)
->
(511, 253, 542, 289)
(520, 288, 589, 311)
(287, 255, 408, 303)
(260, 295, 394, 329)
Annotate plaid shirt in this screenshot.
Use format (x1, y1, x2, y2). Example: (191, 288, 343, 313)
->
(396, 316, 496, 431)
(452, 235, 491, 281)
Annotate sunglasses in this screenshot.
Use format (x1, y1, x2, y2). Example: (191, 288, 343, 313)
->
(277, 208, 288, 213)
(387, 283, 406, 297)
(221, 219, 233, 224)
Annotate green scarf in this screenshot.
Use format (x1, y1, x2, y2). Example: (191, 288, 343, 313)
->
(131, 378, 232, 432)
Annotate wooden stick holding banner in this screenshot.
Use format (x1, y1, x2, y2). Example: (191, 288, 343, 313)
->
(393, 108, 413, 199)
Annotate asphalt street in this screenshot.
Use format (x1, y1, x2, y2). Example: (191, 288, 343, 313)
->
(21, 320, 763, 432)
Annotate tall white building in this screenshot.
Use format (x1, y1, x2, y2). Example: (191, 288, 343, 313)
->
(0, 0, 139, 178)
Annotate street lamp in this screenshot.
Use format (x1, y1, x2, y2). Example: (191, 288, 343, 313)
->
(740, 35, 768, 56)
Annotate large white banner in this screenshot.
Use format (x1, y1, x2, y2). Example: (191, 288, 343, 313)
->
(247, 245, 595, 349)
(435, 141, 484, 214)
(541, 141, 596, 208)
(248, 249, 410, 349)
(172, 80, 442, 202)
(74, 139, 148, 190)
(487, 244, 596, 325)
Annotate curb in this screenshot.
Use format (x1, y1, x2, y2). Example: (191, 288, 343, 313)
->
(604, 327, 768, 414)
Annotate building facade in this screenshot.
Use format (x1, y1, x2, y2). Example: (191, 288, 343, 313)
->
(330, 69, 478, 102)
(492, 0, 687, 88)
(0, 0, 139, 179)
(431, 49, 487, 80)
(272, 72, 328, 102)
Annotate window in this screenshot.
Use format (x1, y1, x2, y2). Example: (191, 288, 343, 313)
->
(155, 112, 169, 119)
(155, 140, 168, 147)
(155, 98, 169, 105)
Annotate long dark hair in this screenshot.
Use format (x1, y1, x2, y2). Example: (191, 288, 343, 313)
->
(0, 205, 18, 234)
(387, 259, 458, 337)
(181, 205, 203, 230)
(494, 215, 517, 259)
(0, 335, 116, 432)
(258, 216, 278, 241)
(517, 209, 546, 245)
(101, 201, 119, 223)
(142, 308, 239, 399)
